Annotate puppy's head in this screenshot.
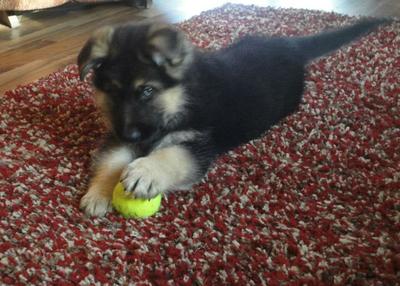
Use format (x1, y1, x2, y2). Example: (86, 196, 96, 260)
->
(78, 22, 193, 143)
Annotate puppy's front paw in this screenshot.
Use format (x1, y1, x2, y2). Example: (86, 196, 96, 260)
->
(121, 157, 168, 199)
(80, 188, 112, 217)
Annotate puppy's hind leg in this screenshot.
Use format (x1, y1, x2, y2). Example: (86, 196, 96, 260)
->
(80, 145, 134, 217)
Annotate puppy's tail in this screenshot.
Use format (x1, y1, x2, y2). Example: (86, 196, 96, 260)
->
(296, 19, 390, 62)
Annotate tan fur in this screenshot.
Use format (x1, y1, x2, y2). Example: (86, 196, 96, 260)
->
(91, 25, 114, 59)
(147, 23, 194, 79)
(93, 89, 112, 129)
(80, 146, 133, 216)
(154, 85, 186, 126)
(147, 22, 171, 37)
(150, 146, 197, 185)
(122, 145, 198, 198)
(155, 130, 202, 149)
(133, 78, 146, 89)
(133, 79, 164, 90)
(78, 25, 114, 79)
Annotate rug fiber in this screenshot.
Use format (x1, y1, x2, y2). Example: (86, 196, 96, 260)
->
(1, 4, 399, 285)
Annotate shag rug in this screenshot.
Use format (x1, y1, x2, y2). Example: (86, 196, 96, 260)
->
(1, 4, 399, 285)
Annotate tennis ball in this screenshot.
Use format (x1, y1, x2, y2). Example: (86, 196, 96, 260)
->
(112, 182, 162, 218)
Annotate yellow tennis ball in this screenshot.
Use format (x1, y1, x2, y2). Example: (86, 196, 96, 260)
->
(112, 182, 162, 218)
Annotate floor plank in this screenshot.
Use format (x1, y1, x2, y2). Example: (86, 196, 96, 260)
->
(0, 0, 399, 94)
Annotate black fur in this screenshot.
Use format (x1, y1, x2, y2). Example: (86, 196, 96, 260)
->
(79, 19, 387, 200)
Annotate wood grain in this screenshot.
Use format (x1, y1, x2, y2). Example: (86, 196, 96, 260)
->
(0, 0, 399, 94)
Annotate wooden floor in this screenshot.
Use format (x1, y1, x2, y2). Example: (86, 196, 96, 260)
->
(0, 0, 399, 95)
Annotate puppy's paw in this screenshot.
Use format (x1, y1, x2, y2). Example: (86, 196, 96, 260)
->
(80, 188, 112, 217)
(121, 157, 169, 199)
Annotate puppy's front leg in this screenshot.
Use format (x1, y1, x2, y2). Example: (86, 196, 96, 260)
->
(121, 145, 200, 199)
(80, 146, 134, 216)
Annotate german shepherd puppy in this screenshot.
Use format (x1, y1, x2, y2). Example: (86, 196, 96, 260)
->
(78, 19, 386, 216)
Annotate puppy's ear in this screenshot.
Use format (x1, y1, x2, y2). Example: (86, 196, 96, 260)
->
(77, 26, 114, 80)
(146, 23, 193, 79)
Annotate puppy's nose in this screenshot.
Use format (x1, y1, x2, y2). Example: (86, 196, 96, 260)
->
(123, 127, 141, 142)
(131, 128, 141, 141)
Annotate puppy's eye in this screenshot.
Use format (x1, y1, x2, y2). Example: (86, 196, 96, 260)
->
(137, 85, 155, 101)
(94, 62, 102, 70)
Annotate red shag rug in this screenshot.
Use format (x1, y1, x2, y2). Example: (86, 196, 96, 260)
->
(1, 4, 399, 285)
